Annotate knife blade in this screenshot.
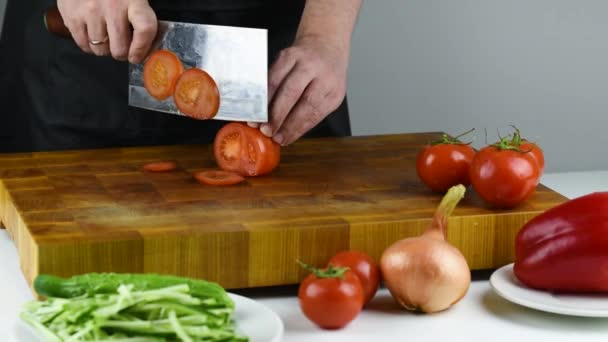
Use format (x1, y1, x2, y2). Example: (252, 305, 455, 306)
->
(43, 7, 268, 123)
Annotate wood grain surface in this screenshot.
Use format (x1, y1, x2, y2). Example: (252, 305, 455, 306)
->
(0, 132, 567, 291)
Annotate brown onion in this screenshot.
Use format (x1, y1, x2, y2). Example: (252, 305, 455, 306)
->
(380, 184, 471, 313)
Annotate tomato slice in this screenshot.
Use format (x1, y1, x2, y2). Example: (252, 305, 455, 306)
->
(143, 50, 184, 100)
(173, 69, 220, 120)
(214, 123, 281, 177)
(194, 170, 245, 186)
(142, 161, 178, 172)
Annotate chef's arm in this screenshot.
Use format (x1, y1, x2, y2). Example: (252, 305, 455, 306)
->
(257, 0, 363, 146)
(296, 0, 362, 54)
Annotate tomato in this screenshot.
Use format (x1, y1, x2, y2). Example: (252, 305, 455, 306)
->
(519, 141, 544, 175)
(469, 145, 540, 208)
(173, 68, 220, 120)
(506, 126, 545, 183)
(214, 122, 281, 177)
(142, 161, 178, 172)
(298, 262, 364, 329)
(194, 170, 245, 186)
(143, 50, 184, 100)
(327, 251, 380, 306)
(416, 143, 475, 193)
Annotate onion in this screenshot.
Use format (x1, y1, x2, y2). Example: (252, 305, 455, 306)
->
(380, 184, 471, 313)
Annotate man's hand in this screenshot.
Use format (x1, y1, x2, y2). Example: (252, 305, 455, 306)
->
(57, 0, 157, 63)
(261, 35, 349, 146)
(255, 0, 362, 146)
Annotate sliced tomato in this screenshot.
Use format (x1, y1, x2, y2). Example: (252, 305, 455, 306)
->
(214, 122, 281, 177)
(143, 50, 184, 100)
(174, 69, 220, 120)
(142, 161, 178, 172)
(194, 170, 245, 186)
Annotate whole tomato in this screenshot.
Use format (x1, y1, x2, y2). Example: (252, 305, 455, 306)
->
(416, 131, 476, 193)
(327, 251, 381, 306)
(509, 127, 545, 182)
(298, 262, 364, 329)
(469, 143, 541, 208)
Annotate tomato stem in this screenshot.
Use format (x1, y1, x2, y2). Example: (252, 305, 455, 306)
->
(509, 125, 523, 146)
(430, 128, 475, 145)
(297, 260, 349, 279)
(490, 126, 536, 153)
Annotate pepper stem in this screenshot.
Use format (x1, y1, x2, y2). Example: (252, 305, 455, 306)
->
(297, 260, 349, 279)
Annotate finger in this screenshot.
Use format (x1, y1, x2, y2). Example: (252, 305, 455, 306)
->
(268, 49, 297, 102)
(262, 64, 315, 137)
(273, 80, 333, 146)
(247, 122, 260, 128)
(105, 6, 131, 61)
(128, 1, 158, 64)
(86, 16, 110, 56)
(68, 21, 93, 54)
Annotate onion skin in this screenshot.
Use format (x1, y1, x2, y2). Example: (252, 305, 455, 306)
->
(380, 184, 471, 313)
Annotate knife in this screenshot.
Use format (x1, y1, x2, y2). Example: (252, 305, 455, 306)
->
(43, 7, 268, 123)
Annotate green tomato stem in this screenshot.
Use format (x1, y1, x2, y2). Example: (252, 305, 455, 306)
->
(297, 260, 349, 279)
(430, 128, 475, 145)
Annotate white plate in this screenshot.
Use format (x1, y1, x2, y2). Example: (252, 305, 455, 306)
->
(490, 263, 608, 317)
(14, 292, 283, 342)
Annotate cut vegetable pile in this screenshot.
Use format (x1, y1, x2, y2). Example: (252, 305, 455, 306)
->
(21, 273, 247, 342)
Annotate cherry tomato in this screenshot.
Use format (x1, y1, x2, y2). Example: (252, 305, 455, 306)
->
(174, 68, 220, 120)
(143, 50, 184, 100)
(327, 251, 380, 306)
(194, 170, 245, 186)
(214, 122, 281, 177)
(469, 145, 540, 208)
(142, 161, 178, 172)
(298, 263, 364, 330)
(416, 141, 475, 193)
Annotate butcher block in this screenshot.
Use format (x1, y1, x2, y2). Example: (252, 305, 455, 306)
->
(0, 132, 566, 291)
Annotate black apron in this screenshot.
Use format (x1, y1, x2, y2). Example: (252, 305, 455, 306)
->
(1, 0, 350, 152)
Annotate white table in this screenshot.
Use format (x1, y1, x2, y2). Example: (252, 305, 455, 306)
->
(3, 171, 608, 341)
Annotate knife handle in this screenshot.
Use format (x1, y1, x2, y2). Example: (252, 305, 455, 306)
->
(44, 6, 72, 39)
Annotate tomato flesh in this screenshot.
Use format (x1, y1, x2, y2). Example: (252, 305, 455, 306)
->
(142, 161, 178, 172)
(214, 123, 280, 177)
(174, 69, 220, 120)
(194, 170, 245, 186)
(143, 50, 184, 100)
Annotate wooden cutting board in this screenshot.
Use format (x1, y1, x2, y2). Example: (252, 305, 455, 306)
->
(0, 132, 566, 291)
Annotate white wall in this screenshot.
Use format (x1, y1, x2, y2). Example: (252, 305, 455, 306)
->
(348, 0, 608, 172)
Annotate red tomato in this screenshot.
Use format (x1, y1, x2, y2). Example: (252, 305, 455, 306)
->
(469, 145, 540, 208)
(194, 170, 245, 186)
(507, 126, 545, 183)
(214, 122, 281, 177)
(143, 50, 184, 100)
(519, 140, 545, 180)
(298, 265, 364, 329)
(142, 161, 178, 172)
(416, 143, 475, 193)
(327, 251, 380, 306)
(174, 68, 220, 120)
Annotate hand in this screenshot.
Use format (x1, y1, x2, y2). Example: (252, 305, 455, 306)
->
(57, 0, 157, 63)
(255, 35, 349, 146)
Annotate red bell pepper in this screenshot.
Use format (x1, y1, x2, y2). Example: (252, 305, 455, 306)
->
(514, 192, 608, 292)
